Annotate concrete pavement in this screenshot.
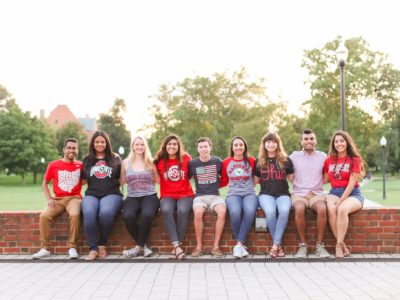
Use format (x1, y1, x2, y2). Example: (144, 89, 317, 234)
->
(1, 254, 400, 299)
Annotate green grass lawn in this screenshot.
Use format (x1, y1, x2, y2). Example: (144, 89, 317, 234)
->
(0, 173, 399, 210)
(360, 174, 400, 207)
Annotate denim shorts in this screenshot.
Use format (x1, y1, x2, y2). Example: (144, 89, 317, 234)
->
(329, 187, 364, 206)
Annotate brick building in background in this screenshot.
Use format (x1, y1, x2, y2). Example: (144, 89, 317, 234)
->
(43, 104, 98, 138)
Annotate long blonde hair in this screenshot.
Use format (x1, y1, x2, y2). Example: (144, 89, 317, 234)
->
(126, 136, 154, 170)
(258, 132, 288, 168)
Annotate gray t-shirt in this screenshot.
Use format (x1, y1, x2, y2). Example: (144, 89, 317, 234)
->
(189, 156, 222, 196)
(125, 163, 156, 198)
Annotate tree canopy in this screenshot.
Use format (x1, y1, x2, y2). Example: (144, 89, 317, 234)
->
(301, 36, 400, 170)
(146, 68, 282, 158)
(98, 98, 131, 157)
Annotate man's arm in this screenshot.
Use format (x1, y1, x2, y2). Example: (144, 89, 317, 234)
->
(42, 179, 56, 208)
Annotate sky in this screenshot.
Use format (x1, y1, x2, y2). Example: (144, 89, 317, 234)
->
(1, 0, 399, 133)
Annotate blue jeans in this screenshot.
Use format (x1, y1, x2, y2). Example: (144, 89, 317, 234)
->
(259, 194, 291, 245)
(82, 194, 123, 250)
(226, 194, 259, 243)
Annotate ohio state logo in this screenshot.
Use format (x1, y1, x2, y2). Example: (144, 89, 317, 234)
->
(233, 168, 245, 176)
(90, 161, 112, 178)
(165, 165, 184, 182)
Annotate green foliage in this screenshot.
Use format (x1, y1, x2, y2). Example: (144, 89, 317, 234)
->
(274, 114, 307, 155)
(55, 122, 89, 160)
(146, 68, 280, 158)
(0, 85, 15, 111)
(386, 111, 400, 173)
(98, 98, 131, 157)
(0, 102, 57, 184)
(301, 36, 399, 169)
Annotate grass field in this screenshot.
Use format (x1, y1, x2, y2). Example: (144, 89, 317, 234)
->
(0, 173, 399, 210)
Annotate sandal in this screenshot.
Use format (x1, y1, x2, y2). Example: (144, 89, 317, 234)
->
(169, 248, 176, 260)
(335, 243, 344, 258)
(342, 243, 351, 257)
(191, 248, 203, 257)
(211, 248, 224, 258)
(85, 250, 99, 261)
(269, 246, 278, 258)
(277, 246, 285, 258)
(98, 246, 107, 259)
(174, 245, 186, 261)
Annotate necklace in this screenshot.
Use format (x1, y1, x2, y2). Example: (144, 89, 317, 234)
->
(333, 156, 348, 180)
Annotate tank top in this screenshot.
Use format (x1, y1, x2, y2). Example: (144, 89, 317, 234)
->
(125, 163, 156, 197)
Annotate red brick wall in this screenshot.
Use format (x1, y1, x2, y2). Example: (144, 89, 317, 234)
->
(0, 208, 399, 255)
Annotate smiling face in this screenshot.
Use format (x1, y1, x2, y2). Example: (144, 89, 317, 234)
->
(232, 138, 245, 158)
(63, 141, 78, 162)
(197, 141, 211, 160)
(264, 140, 278, 156)
(166, 138, 179, 157)
(94, 136, 107, 155)
(301, 132, 316, 153)
(132, 138, 145, 155)
(334, 134, 348, 156)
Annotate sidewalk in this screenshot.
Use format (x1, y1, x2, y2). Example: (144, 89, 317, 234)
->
(1, 255, 400, 299)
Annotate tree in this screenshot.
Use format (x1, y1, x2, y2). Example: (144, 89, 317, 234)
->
(98, 98, 131, 156)
(55, 122, 89, 160)
(146, 68, 280, 158)
(0, 101, 57, 185)
(301, 37, 399, 169)
(274, 114, 307, 155)
(0, 85, 16, 112)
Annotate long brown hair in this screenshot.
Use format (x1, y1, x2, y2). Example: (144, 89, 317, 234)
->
(258, 132, 288, 168)
(155, 134, 186, 169)
(328, 130, 365, 176)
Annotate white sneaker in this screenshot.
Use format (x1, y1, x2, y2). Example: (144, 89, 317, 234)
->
(123, 247, 140, 258)
(241, 245, 249, 258)
(143, 244, 153, 257)
(68, 248, 79, 259)
(233, 245, 242, 258)
(32, 248, 51, 259)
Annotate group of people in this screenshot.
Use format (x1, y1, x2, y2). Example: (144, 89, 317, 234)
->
(32, 128, 364, 260)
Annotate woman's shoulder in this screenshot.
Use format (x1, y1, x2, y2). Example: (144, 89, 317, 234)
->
(222, 157, 233, 163)
(182, 153, 192, 160)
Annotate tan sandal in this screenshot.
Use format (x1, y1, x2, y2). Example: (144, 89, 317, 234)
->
(342, 243, 351, 257)
(98, 246, 107, 259)
(335, 243, 344, 258)
(191, 248, 203, 257)
(85, 250, 99, 261)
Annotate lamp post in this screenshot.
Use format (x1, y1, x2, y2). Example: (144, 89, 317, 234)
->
(118, 146, 125, 158)
(380, 136, 387, 200)
(118, 146, 125, 195)
(40, 157, 45, 181)
(336, 42, 349, 131)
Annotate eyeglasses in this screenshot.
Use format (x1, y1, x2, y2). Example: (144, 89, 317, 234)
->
(65, 147, 78, 150)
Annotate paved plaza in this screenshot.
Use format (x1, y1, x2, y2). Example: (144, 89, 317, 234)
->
(1, 255, 400, 299)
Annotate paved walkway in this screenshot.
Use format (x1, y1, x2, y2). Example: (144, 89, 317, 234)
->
(1, 255, 400, 299)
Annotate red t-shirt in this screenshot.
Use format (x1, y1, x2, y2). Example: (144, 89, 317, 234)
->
(156, 154, 194, 200)
(323, 156, 361, 188)
(44, 159, 83, 198)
